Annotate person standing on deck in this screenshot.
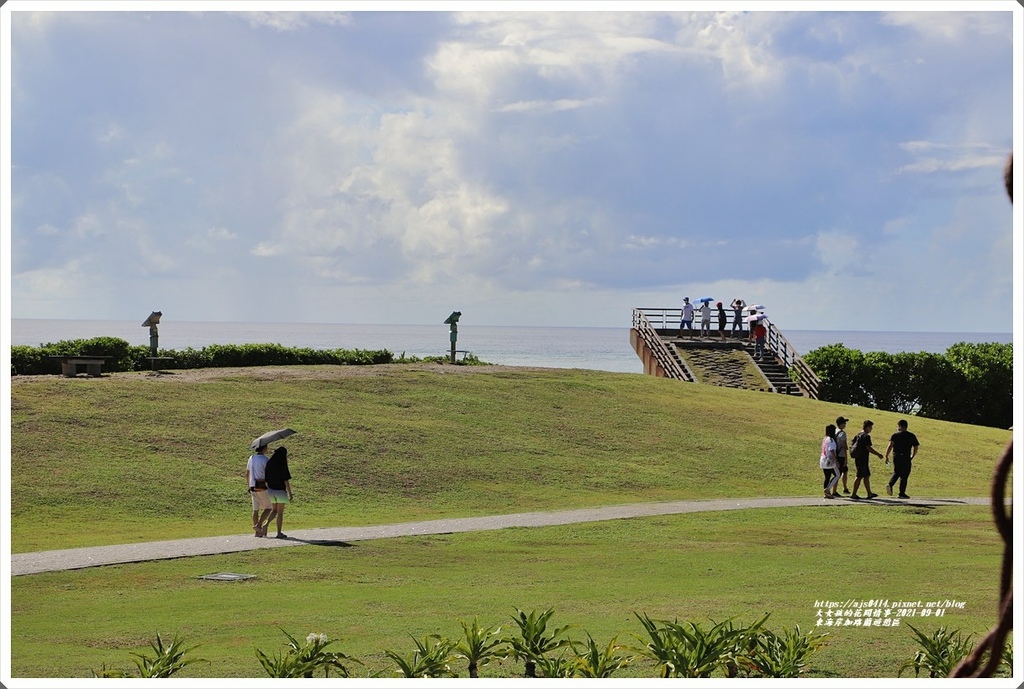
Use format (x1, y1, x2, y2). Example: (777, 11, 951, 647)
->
(730, 298, 746, 337)
(679, 297, 694, 337)
(752, 320, 767, 360)
(699, 300, 712, 338)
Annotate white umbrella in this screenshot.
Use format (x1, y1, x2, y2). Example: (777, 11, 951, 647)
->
(250, 428, 296, 450)
(747, 304, 766, 311)
(746, 313, 768, 323)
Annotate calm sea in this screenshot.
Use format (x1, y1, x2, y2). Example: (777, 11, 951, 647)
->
(8, 319, 1013, 375)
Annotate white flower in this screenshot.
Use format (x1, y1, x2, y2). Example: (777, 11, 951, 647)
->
(307, 632, 328, 645)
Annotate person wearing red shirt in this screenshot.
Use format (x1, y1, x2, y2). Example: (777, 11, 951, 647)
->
(752, 321, 767, 360)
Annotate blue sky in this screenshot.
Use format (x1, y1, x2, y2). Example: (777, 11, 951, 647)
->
(3, 2, 1019, 331)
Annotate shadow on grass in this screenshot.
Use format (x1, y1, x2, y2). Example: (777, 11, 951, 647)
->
(296, 539, 357, 548)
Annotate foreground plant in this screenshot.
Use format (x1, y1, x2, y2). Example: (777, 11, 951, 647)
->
(899, 624, 975, 678)
(255, 630, 360, 678)
(719, 613, 770, 677)
(454, 618, 508, 678)
(92, 632, 205, 678)
(507, 607, 573, 678)
(746, 625, 826, 678)
(532, 650, 577, 678)
(632, 613, 757, 678)
(571, 633, 633, 678)
(385, 634, 457, 678)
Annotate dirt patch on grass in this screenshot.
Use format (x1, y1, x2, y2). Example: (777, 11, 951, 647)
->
(11, 363, 556, 385)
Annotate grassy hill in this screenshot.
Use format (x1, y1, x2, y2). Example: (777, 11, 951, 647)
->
(8, 364, 1013, 678)
(10, 363, 1010, 552)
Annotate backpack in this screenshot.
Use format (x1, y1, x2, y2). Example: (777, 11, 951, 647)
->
(850, 432, 866, 460)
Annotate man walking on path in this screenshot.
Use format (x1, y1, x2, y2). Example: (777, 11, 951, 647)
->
(246, 444, 274, 537)
(833, 416, 851, 496)
(849, 420, 884, 500)
(885, 419, 920, 498)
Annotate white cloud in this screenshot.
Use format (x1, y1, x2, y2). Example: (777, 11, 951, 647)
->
(493, 97, 601, 113)
(7, 7, 1014, 332)
(33, 223, 60, 237)
(250, 242, 280, 258)
(622, 234, 689, 251)
(97, 122, 125, 143)
(898, 155, 1006, 174)
(694, 11, 783, 90)
(896, 141, 1007, 174)
(12, 258, 106, 318)
(881, 11, 1010, 42)
(235, 11, 352, 32)
(813, 231, 860, 274)
(71, 213, 105, 238)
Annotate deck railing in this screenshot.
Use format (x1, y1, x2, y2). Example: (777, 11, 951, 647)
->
(764, 321, 821, 399)
(631, 309, 694, 381)
(633, 307, 821, 399)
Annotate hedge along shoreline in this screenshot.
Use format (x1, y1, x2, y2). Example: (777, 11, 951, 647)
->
(10, 337, 409, 375)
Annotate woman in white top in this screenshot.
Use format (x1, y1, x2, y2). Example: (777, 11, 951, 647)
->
(819, 424, 839, 499)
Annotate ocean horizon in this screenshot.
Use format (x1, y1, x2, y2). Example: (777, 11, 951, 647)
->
(9, 318, 1013, 375)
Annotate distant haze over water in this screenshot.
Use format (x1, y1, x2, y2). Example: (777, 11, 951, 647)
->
(10, 319, 1013, 375)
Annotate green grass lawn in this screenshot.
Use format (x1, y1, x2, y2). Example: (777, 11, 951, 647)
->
(8, 364, 1014, 678)
(9, 505, 1006, 678)
(10, 365, 1010, 551)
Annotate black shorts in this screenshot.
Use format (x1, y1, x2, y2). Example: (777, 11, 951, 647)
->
(836, 456, 848, 472)
(855, 457, 870, 479)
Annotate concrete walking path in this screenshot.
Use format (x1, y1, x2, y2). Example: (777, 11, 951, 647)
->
(10, 495, 1002, 576)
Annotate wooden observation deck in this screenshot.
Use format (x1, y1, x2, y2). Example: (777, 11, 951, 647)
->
(630, 308, 821, 399)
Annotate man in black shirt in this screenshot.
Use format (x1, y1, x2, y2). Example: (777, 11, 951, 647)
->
(885, 419, 920, 498)
(849, 420, 884, 500)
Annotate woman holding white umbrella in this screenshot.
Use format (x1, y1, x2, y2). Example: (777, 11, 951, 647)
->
(246, 429, 296, 537)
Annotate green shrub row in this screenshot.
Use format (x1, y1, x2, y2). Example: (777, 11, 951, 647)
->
(802, 342, 1012, 428)
(93, 608, 829, 679)
(10, 337, 490, 375)
(91, 611, 1014, 680)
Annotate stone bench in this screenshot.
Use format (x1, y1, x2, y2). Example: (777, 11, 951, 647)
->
(49, 356, 112, 378)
